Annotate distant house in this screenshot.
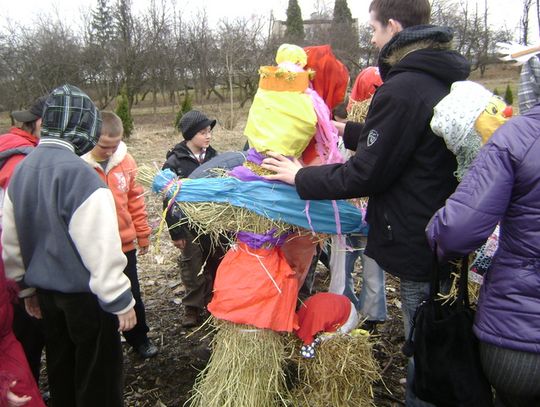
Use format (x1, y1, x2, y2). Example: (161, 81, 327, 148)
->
(271, 12, 358, 40)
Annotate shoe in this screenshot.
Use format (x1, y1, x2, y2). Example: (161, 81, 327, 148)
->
(135, 339, 158, 358)
(182, 306, 202, 328)
(360, 320, 379, 333)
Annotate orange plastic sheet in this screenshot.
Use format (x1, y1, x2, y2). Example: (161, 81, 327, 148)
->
(281, 233, 319, 287)
(208, 242, 300, 332)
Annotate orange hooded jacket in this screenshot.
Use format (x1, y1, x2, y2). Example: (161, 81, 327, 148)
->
(82, 141, 151, 253)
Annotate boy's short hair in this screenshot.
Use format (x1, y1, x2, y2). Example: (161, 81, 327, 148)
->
(369, 0, 431, 28)
(101, 111, 124, 138)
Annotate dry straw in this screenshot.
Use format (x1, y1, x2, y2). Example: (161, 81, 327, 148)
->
(287, 331, 381, 407)
(347, 99, 372, 123)
(439, 271, 481, 306)
(187, 319, 290, 407)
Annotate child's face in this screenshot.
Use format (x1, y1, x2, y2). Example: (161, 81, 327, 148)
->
(92, 133, 122, 161)
(189, 126, 212, 150)
(369, 11, 396, 50)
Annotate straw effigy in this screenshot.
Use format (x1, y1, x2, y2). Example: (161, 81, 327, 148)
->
(187, 319, 291, 407)
(286, 330, 381, 407)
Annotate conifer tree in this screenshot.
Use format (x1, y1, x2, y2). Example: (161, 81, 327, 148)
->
(285, 0, 304, 45)
(116, 85, 134, 138)
(174, 93, 193, 129)
(90, 0, 115, 47)
(330, 0, 359, 75)
(504, 84, 513, 106)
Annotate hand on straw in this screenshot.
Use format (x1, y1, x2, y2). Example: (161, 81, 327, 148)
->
(261, 152, 302, 185)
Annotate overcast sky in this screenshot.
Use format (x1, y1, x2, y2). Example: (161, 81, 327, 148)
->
(0, 0, 531, 42)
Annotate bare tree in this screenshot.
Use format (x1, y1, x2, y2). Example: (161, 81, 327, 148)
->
(520, 0, 534, 44)
(216, 17, 268, 125)
(114, 0, 148, 108)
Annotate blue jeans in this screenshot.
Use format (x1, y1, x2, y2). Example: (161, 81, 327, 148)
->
(401, 278, 450, 407)
(345, 235, 387, 321)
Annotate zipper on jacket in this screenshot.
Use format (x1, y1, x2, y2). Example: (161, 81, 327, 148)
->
(384, 211, 393, 240)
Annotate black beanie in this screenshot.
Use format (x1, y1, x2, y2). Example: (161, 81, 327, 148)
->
(179, 110, 216, 140)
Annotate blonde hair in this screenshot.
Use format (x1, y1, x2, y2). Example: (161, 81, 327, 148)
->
(100, 111, 123, 138)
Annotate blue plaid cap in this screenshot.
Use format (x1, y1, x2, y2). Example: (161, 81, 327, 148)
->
(41, 84, 102, 156)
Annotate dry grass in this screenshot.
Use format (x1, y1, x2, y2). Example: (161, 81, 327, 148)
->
(287, 331, 381, 407)
(187, 319, 290, 407)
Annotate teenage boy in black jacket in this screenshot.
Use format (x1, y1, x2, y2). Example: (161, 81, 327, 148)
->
(262, 1, 470, 405)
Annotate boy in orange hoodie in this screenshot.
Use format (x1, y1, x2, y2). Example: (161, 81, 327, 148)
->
(82, 111, 157, 358)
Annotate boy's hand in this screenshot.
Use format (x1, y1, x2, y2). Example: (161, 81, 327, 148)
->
(138, 245, 149, 255)
(24, 294, 42, 319)
(172, 239, 186, 250)
(261, 152, 302, 185)
(117, 308, 137, 332)
(7, 381, 31, 406)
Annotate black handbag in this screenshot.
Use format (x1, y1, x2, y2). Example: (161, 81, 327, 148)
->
(402, 253, 494, 407)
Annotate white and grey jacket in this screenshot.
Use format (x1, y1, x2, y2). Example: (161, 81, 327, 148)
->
(1, 138, 134, 315)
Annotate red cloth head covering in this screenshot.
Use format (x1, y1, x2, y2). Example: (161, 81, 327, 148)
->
(295, 292, 352, 344)
(348, 66, 383, 109)
(304, 45, 349, 110)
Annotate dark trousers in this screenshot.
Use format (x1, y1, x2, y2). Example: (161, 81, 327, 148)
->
(121, 249, 149, 348)
(480, 341, 540, 407)
(38, 290, 124, 407)
(178, 232, 224, 310)
(12, 301, 45, 383)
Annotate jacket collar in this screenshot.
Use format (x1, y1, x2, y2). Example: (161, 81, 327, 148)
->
(0, 127, 39, 147)
(39, 137, 75, 152)
(378, 25, 454, 80)
(81, 141, 127, 173)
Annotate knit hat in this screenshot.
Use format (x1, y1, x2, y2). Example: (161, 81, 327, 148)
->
(431, 81, 493, 179)
(41, 84, 102, 156)
(12, 96, 48, 123)
(178, 110, 216, 140)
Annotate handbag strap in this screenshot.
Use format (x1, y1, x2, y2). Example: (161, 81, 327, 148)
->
(457, 255, 470, 309)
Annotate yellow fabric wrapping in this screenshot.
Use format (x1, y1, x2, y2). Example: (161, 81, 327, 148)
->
(474, 96, 509, 144)
(245, 68, 317, 157)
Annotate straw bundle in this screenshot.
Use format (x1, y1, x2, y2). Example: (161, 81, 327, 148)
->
(347, 99, 372, 123)
(287, 330, 380, 407)
(179, 201, 296, 240)
(187, 319, 290, 407)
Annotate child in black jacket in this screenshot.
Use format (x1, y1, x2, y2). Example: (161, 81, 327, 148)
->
(162, 110, 222, 327)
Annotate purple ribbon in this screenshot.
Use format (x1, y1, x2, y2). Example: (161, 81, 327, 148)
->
(228, 149, 294, 183)
(237, 228, 290, 249)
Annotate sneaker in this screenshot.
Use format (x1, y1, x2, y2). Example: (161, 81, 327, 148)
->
(135, 339, 158, 358)
(182, 306, 202, 328)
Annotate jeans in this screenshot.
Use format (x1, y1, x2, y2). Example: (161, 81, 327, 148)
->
(401, 277, 450, 407)
(344, 235, 386, 321)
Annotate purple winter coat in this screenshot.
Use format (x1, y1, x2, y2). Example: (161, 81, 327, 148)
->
(426, 104, 540, 354)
